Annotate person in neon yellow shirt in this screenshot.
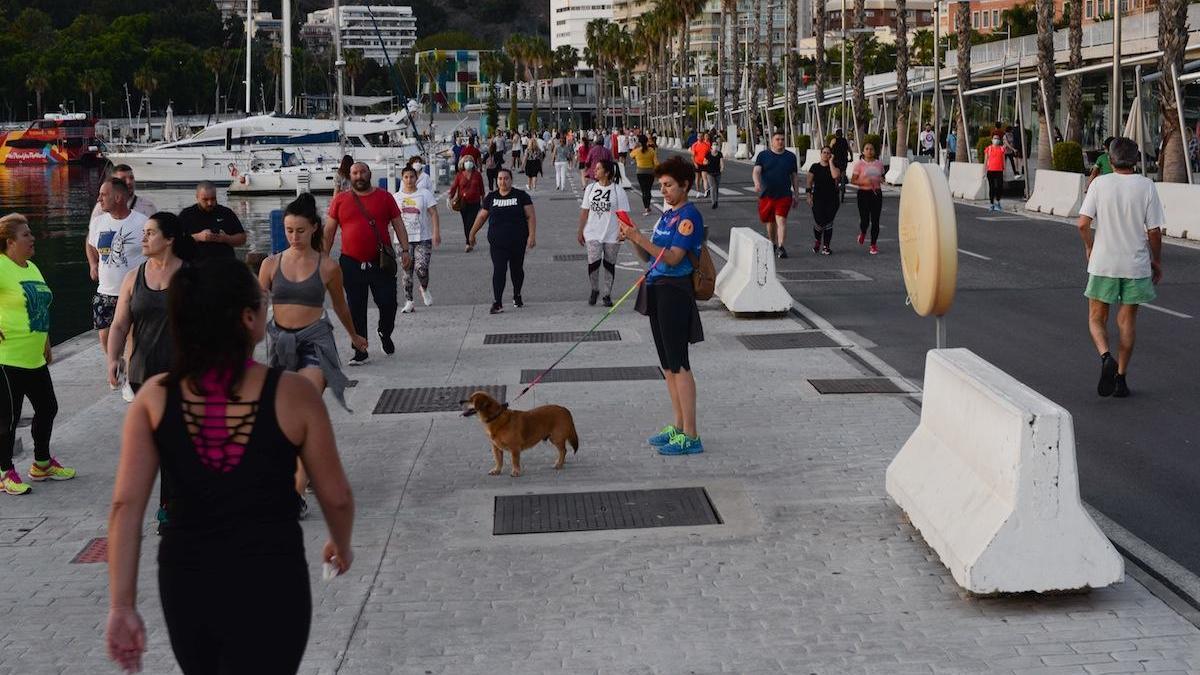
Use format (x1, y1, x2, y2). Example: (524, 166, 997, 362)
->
(0, 213, 76, 496)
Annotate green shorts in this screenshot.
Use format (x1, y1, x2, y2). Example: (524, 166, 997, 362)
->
(1084, 274, 1156, 305)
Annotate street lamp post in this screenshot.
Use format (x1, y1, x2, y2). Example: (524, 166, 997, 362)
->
(1111, 0, 1121, 135)
(933, 0, 941, 163)
(841, 0, 847, 134)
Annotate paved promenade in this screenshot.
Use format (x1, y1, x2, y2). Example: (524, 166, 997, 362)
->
(2, 171, 1199, 674)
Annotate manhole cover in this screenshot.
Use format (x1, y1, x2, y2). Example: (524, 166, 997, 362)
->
(0, 517, 44, 545)
(484, 331, 621, 345)
(373, 385, 506, 414)
(519, 366, 663, 383)
(737, 332, 839, 350)
(553, 253, 588, 261)
(71, 537, 108, 564)
(808, 377, 906, 394)
(778, 269, 871, 282)
(494, 487, 721, 535)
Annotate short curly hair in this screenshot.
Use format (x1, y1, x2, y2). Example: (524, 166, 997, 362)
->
(653, 155, 695, 192)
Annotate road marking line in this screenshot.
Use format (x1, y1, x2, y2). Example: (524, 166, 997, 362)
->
(957, 248, 992, 261)
(1143, 304, 1193, 319)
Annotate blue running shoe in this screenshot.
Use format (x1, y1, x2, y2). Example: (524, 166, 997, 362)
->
(647, 425, 680, 447)
(658, 434, 703, 456)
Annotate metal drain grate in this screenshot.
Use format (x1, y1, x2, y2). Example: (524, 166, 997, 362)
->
(778, 269, 871, 282)
(738, 332, 839, 350)
(0, 517, 44, 546)
(484, 331, 621, 345)
(494, 487, 722, 535)
(71, 538, 108, 564)
(519, 366, 663, 383)
(553, 253, 589, 261)
(373, 385, 506, 414)
(808, 377, 906, 394)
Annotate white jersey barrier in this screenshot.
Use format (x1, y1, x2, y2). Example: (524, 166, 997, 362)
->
(886, 349, 1123, 594)
(799, 149, 823, 174)
(948, 162, 989, 200)
(1154, 182, 1199, 240)
(736, 143, 751, 160)
(714, 227, 794, 314)
(1024, 169, 1085, 217)
(885, 157, 912, 185)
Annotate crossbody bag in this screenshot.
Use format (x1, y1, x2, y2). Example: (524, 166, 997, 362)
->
(350, 192, 398, 275)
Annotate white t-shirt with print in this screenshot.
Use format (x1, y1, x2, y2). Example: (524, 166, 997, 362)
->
(580, 181, 631, 243)
(1078, 172, 1164, 279)
(88, 210, 148, 296)
(394, 187, 437, 241)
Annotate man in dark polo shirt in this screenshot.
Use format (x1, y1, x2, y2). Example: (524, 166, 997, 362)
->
(324, 162, 412, 365)
(178, 181, 247, 261)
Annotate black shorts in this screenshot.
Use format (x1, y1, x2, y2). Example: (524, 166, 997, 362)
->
(92, 293, 118, 330)
(643, 280, 702, 373)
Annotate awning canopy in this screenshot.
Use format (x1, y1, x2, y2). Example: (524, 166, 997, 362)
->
(343, 95, 393, 108)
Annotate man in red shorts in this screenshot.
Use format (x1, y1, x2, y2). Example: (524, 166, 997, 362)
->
(752, 131, 800, 258)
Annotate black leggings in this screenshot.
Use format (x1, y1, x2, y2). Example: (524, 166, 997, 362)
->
(636, 172, 654, 210)
(856, 190, 883, 245)
(460, 202, 481, 242)
(0, 364, 56, 471)
(987, 170, 1005, 204)
(160, 556, 310, 674)
(489, 241, 526, 304)
(486, 168, 499, 192)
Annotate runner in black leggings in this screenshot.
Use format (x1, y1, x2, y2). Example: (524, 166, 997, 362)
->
(106, 259, 355, 675)
(468, 169, 538, 314)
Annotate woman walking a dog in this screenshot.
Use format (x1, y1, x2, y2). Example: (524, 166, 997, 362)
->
(619, 156, 704, 456)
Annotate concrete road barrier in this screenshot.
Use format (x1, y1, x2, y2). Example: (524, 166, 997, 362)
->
(1025, 169, 1085, 217)
(948, 162, 988, 200)
(886, 348, 1123, 594)
(800, 149, 822, 174)
(736, 143, 751, 160)
(1155, 182, 1198, 240)
(885, 157, 912, 185)
(714, 228, 794, 314)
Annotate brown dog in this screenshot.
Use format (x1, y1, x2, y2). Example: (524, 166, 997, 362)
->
(461, 391, 579, 477)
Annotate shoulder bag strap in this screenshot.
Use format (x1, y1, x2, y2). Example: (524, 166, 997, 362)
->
(349, 191, 388, 250)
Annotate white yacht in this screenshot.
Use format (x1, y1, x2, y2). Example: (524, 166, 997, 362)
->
(106, 113, 418, 187)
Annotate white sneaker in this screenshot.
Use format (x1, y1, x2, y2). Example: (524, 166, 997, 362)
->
(122, 382, 135, 403)
(400, 300, 415, 314)
(420, 286, 433, 306)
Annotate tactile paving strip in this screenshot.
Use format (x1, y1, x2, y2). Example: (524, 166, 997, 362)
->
(737, 332, 839, 350)
(807, 377, 906, 394)
(494, 487, 721, 535)
(519, 366, 663, 383)
(484, 331, 621, 345)
(373, 385, 506, 414)
(71, 537, 108, 564)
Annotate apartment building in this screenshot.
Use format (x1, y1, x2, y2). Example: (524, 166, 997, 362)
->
(551, 0, 614, 69)
(303, 5, 417, 63)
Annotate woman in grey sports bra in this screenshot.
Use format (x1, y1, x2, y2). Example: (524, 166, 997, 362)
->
(258, 193, 364, 517)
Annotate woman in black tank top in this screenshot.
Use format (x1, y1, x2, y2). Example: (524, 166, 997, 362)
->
(106, 258, 355, 675)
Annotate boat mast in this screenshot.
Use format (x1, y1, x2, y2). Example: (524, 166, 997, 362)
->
(334, 0, 346, 156)
(245, 0, 254, 115)
(283, 0, 293, 114)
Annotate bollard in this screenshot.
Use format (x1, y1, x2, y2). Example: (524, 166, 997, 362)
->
(269, 209, 287, 254)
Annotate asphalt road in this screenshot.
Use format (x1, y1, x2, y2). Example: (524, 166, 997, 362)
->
(657, 151, 1200, 577)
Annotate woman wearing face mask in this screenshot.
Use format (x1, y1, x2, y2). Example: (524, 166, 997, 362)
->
(985, 135, 1007, 211)
(850, 143, 885, 255)
(406, 156, 432, 192)
(449, 156, 485, 252)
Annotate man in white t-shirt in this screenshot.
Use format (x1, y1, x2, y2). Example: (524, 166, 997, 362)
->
(919, 124, 936, 157)
(575, 159, 630, 306)
(88, 178, 148, 354)
(394, 166, 441, 314)
(1077, 136, 1164, 398)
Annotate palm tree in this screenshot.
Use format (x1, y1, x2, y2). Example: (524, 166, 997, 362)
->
(725, 0, 741, 130)
(611, 27, 635, 129)
(895, 0, 910, 158)
(553, 45, 579, 78)
(765, 0, 776, 114)
(1064, 0, 1083, 143)
(343, 48, 364, 97)
(1157, 0, 1190, 182)
(480, 51, 506, 133)
(955, 1, 970, 162)
(26, 69, 49, 116)
(203, 47, 230, 115)
(133, 67, 159, 122)
(786, 0, 799, 142)
(634, 12, 662, 127)
(1035, 0, 1056, 169)
(504, 33, 527, 130)
(417, 51, 443, 117)
(78, 70, 106, 116)
(852, 0, 867, 145)
(585, 20, 609, 128)
(814, 0, 826, 140)
(526, 37, 551, 131)
(748, 0, 762, 146)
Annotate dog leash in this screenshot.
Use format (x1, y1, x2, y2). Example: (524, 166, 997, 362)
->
(511, 210, 666, 404)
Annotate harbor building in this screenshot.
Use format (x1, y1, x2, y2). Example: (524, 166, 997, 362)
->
(302, 5, 418, 63)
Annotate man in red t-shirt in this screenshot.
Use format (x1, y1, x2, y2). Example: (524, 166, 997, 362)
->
(690, 132, 712, 197)
(324, 162, 411, 365)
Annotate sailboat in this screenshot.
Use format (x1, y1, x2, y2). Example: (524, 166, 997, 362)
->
(107, 0, 418, 187)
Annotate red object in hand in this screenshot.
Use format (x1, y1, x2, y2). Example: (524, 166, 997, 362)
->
(615, 210, 636, 229)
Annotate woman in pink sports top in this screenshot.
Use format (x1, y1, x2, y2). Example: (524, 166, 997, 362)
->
(851, 143, 887, 254)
